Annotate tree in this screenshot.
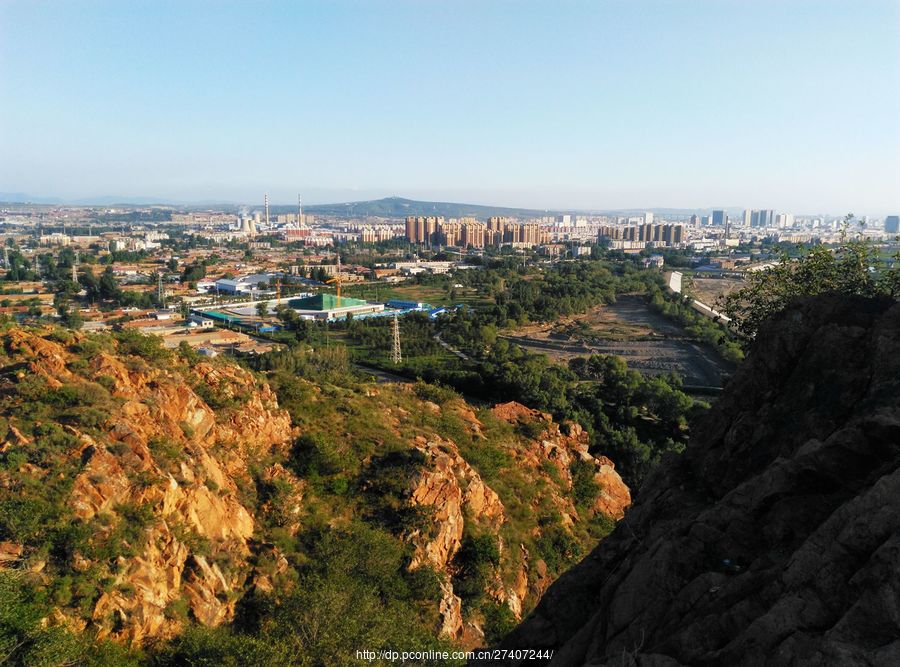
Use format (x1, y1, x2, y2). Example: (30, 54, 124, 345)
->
(720, 222, 898, 340)
(98, 265, 122, 301)
(180, 261, 206, 283)
(57, 304, 83, 330)
(256, 300, 270, 320)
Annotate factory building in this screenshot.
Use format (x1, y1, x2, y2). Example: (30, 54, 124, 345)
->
(287, 293, 385, 321)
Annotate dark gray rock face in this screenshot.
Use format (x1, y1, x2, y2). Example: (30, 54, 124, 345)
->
(490, 296, 900, 666)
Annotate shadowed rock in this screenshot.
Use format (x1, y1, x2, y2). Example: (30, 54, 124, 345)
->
(485, 295, 900, 666)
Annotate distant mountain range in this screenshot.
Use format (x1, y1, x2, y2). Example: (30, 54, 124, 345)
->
(2, 192, 799, 219)
(0, 194, 562, 216)
(266, 197, 735, 219)
(292, 196, 553, 218)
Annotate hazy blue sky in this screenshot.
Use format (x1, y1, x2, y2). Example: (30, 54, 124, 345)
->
(1, 0, 898, 214)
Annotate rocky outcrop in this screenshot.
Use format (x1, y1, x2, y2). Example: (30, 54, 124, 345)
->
(491, 402, 631, 520)
(407, 433, 507, 639)
(1, 330, 294, 644)
(491, 296, 900, 666)
(407, 402, 631, 641)
(409, 434, 505, 572)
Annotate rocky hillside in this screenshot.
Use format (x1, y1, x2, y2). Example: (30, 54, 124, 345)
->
(0, 327, 629, 661)
(491, 295, 900, 665)
(407, 400, 630, 643)
(0, 328, 295, 644)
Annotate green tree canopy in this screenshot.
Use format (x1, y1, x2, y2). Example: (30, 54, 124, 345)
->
(720, 219, 899, 340)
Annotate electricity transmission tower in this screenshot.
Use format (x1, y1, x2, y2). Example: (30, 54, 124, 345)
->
(391, 314, 402, 364)
(157, 272, 166, 307)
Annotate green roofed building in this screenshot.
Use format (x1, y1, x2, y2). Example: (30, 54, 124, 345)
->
(288, 293, 385, 320)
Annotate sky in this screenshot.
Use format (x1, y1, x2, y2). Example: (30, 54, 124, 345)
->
(1, 0, 898, 215)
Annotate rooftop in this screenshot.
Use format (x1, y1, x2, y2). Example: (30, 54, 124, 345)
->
(290, 293, 370, 311)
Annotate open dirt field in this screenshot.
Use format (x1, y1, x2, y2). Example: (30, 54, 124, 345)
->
(505, 296, 731, 388)
(688, 277, 743, 308)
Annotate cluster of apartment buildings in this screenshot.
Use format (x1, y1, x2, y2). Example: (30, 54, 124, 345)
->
(37, 230, 170, 251)
(598, 223, 684, 250)
(405, 215, 689, 251)
(405, 216, 547, 248)
(691, 209, 799, 231)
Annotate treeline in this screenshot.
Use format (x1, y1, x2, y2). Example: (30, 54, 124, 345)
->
(77, 266, 160, 310)
(440, 259, 660, 353)
(408, 341, 702, 488)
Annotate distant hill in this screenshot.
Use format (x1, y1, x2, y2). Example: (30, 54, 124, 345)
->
(291, 196, 554, 219)
(0, 193, 837, 219)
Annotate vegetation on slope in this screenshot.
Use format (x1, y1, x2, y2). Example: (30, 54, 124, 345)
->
(0, 326, 626, 666)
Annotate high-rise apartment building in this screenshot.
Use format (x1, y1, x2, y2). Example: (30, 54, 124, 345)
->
(885, 215, 900, 234)
(405, 216, 444, 245)
(712, 210, 727, 227)
(750, 209, 775, 228)
(776, 213, 794, 229)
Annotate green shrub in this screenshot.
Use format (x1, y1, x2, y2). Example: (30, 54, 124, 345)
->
(452, 529, 500, 609)
(193, 382, 241, 410)
(152, 626, 291, 667)
(0, 572, 143, 667)
(540, 459, 563, 486)
(0, 497, 62, 543)
(405, 565, 443, 603)
(113, 329, 171, 363)
(482, 602, 517, 645)
(534, 523, 581, 574)
(290, 434, 344, 478)
(95, 375, 117, 393)
(460, 441, 511, 481)
(361, 449, 431, 534)
(516, 419, 545, 440)
(148, 437, 184, 465)
(413, 381, 458, 405)
(570, 458, 600, 509)
(325, 476, 349, 496)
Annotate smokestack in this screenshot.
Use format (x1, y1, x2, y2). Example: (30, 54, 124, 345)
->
(264, 193, 269, 227)
(298, 194, 302, 222)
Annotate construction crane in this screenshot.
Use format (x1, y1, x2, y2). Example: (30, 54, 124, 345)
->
(325, 255, 342, 306)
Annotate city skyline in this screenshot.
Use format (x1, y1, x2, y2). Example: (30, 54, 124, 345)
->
(1, 1, 899, 215)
